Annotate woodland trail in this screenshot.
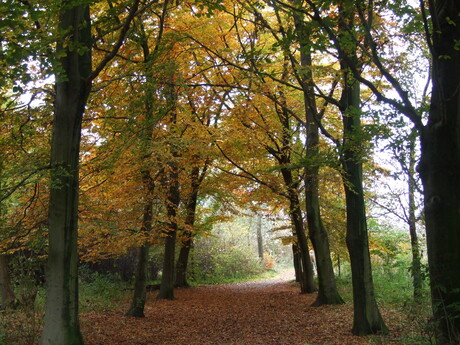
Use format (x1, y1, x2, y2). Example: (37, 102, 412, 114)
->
(81, 271, 403, 345)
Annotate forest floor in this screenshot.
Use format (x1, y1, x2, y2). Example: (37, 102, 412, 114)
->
(80, 270, 423, 345)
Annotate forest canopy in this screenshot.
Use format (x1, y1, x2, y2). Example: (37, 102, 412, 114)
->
(0, 0, 459, 344)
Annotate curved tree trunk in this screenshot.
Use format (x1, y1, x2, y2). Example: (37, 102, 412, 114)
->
(175, 242, 192, 288)
(175, 166, 203, 288)
(39, 5, 91, 344)
(288, 1, 343, 305)
(275, 66, 315, 294)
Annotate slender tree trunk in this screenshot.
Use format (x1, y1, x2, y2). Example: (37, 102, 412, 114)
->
(39, 4, 91, 344)
(303, 71, 343, 305)
(158, 106, 180, 300)
(175, 183, 196, 288)
(335, 2, 387, 335)
(126, 170, 154, 316)
(175, 166, 203, 288)
(256, 215, 264, 260)
(340, 66, 388, 336)
(126, 29, 156, 316)
(284, 179, 316, 294)
(292, 243, 301, 282)
(293, 19, 344, 305)
(342, 162, 387, 335)
(125, 244, 150, 317)
(0, 254, 16, 309)
(406, 130, 422, 301)
(274, 68, 315, 294)
(419, 2, 460, 342)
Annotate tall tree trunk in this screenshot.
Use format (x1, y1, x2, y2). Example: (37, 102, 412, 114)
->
(158, 103, 180, 300)
(39, 4, 91, 345)
(0, 254, 16, 309)
(406, 129, 422, 301)
(291, 7, 344, 305)
(273, 64, 315, 294)
(419, 1, 460, 342)
(340, 66, 388, 336)
(283, 176, 316, 294)
(126, 27, 156, 316)
(126, 171, 154, 316)
(336, 2, 387, 335)
(303, 62, 343, 305)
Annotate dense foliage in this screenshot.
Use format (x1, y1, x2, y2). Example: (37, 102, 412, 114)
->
(1, 0, 459, 344)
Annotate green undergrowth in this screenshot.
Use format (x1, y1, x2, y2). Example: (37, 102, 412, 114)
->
(79, 270, 132, 312)
(335, 261, 433, 345)
(189, 268, 278, 286)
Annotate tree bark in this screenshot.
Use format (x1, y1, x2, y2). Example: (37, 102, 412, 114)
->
(39, 4, 91, 345)
(292, 243, 301, 282)
(274, 67, 316, 294)
(303, 66, 344, 305)
(340, 65, 388, 336)
(335, 2, 388, 335)
(126, 170, 154, 316)
(0, 254, 16, 309)
(158, 201, 178, 300)
(291, 8, 344, 305)
(419, 1, 460, 342)
(125, 24, 156, 316)
(158, 108, 180, 300)
(125, 244, 150, 317)
(406, 129, 422, 301)
(175, 242, 192, 288)
(283, 173, 316, 294)
(175, 165, 203, 287)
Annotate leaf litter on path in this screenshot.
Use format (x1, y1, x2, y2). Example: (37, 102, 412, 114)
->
(81, 271, 406, 345)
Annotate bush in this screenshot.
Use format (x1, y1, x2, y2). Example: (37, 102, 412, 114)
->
(188, 240, 264, 284)
(79, 269, 130, 312)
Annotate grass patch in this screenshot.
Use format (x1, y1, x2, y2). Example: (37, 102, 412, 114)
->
(79, 271, 131, 312)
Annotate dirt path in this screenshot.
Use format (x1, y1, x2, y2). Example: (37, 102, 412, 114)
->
(81, 271, 395, 344)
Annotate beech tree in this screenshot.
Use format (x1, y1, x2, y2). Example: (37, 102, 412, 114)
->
(292, 0, 460, 341)
(38, 1, 141, 343)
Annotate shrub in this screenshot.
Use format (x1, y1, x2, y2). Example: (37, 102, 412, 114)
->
(188, 241, 264, 284)
(263, 252, 275, 270)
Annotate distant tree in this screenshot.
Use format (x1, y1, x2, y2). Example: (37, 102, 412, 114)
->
(0, 254, 16, 309)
